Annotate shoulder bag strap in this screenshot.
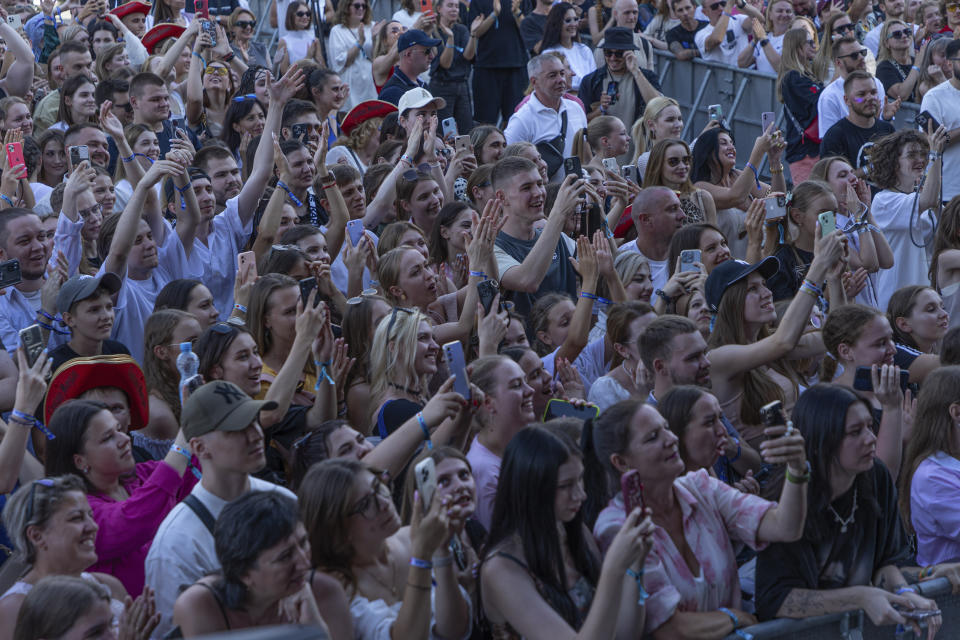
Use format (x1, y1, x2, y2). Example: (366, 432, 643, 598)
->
(183, 494, 217, 534)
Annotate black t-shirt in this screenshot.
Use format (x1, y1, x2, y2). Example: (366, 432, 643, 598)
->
(768, 244, 813, 301)
(756, 461, 912, 620)
(665, 20, 707, 55)
(779, 70, 823, 163)
(430, 23, 472, 83)
(520, 12, 548, 53)
(876, 59, 916, 102)
(468, 0, 527, 68)
(47, 339, 131, 375)
(820, 117, 895, 172)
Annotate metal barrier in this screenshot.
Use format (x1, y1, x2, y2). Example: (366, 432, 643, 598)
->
(653, 50, 922, 184)
(723, 577, 953, 640)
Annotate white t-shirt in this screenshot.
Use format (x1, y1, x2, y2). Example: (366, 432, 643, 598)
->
(695, 15, 750, 68)
(753, 32, 784, 75)
(144, 477, 296, 639)
(920, 81, 960, 202)
(391, 8, 421, 28)
(542, 42, 597, 92)
(618, 239, 669, 292)
(193, 195, 253, 320)
(871, 189, 935, 311)
(542, 335, 609, 395)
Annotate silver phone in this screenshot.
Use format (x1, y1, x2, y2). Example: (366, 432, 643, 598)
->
(414, 457, 437, 509)
(443, 340, 470, 400)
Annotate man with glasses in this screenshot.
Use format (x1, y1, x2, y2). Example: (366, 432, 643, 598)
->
(817, 36, 892, 139)
(580, 27, 661, 155)
(695, 0, 755, 68)
(666, 0, 709, 61)
(379, 29, 441, 105)
(865, 0, 910, 55)
(95, 79, 134, 127)
(145, 380, 293, 638)
(281, 99, 323, 152)
(821, 70, 895, 172)
(593, 0, 656, 70)
(920, 38, 960, 205)
(47, 273, 128, 372)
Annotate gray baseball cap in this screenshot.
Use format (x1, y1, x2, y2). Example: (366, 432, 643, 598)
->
(181, 380, 278, 440)
(56, 273, 122, 314)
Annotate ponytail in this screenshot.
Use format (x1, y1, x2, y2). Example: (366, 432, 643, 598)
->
(571, 127, 591, 166)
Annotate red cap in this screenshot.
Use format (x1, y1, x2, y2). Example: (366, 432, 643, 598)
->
(44, 355, 150, 429)
(109, 1, 152, 19)
(142, 23, 185, 54)
(340, 100, 397, 137)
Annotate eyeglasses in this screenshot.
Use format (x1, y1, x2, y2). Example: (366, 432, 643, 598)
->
(296, 10, 311, 16)
(708, 1, 723, 9)
(603, 49, 625, 58)
(835, 22, 855, 34)
(165, 337, 199, 349)
(24, 478, 55, 526)
(347, 288, 379, 304)
(837, 48, 867, 60)
(667, 155, 692, 166)
(113, 101, 133, 113)
(348, 473, 393, 519)
(886, 28, 909, 39)
(232, 93, 258, 103)
(385, 306, 414, 340)
(77, 203, 102, 218)
(205, 66, 229, 76)
(235, 19, 255, 29)
(401, 163, 434, 181)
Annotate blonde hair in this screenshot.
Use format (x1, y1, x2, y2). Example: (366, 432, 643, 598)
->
(368, 307, 433, 423)
(877, 18, 908, 63)
(633, 97, 680, 159)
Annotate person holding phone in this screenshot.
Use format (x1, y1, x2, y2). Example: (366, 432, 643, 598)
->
(756, 385, 941, 637)
(643, 139, 717, 227)
(584, 397, 808, 637)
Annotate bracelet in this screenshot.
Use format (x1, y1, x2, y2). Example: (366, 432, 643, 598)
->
(417, 412, 433, 449)
(175, 182, 193, 193)
(409, 556, 433, 570)
(432, 555, 454, 568)
(406, 581, 431, 590)
(625, 567, 649, 605)
(11, 409, 56, 440)
(400, 154, 415, 166)
(191, 50, 207, 68)
(221, 51, 235, 63)
(0, 194, 13, 207)
(769, 164, 784, 175)
(234, 303, 247, 313)
(653, 289, 673, 305)
(728, 439, 741, 463)
(580, 291, 598, 300)
(596, 295, 614, 306)
(920, 566, 936, 578)
(121, 153, 135, 163)
(321, 181, 338, 190)
(745, 161, 761, 189)
(276, 180, 303, 207)
(896, 586, 917, 595)
(469, 270, 486, 278)
(718, 606, 740, 630)
(759, 38, 769, 47)
(802, 278, 823, 296)
(785, 460, 811, 484)
(929, 151, 941, 161)
(911, 65, 919, 72)
(314, 359, 335, 390)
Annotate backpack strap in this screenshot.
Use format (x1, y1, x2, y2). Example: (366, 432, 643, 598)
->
(183, 494, 216, 534)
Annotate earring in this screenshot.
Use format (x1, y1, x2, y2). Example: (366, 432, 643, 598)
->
(83, 465, 90, 474)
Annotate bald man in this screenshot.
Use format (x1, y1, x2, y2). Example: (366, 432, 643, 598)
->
(618, 187, 686, 291)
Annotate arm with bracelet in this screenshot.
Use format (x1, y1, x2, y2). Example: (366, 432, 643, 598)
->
(0, 348, 50, 493)
(555, 235, 599, 364)
(315, 122, 348, 262)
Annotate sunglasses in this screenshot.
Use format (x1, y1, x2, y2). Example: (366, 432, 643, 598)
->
(385, 306, 414, 340)
(232, 93, 258, 103)
(837, 48, 867, 60)
(351, 2, 367, 8)
(401, 163, 434, 181)
(667, 155, 692, 166)
(708, 1, 723, 9)
(835, 22, 855, 33)
(886, 28, 909, 39)
(296, 10, 311, 16)
(346, 288, 380, 305)
(236, 19, 255, 29)
(603, 49, 625, 58)
(24, 478, 56, 525)
(205, 66, 229, 76)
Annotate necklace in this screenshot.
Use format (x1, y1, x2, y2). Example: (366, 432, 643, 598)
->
(358, 557, 398, 599)
(828, 486, 858, 533)
(388, 381, 423, 398)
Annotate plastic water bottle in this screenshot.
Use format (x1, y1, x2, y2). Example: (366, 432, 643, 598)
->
(176, 342, 199, 405)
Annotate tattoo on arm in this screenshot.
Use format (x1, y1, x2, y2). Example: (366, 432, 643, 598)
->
(779, 589, 863, 619)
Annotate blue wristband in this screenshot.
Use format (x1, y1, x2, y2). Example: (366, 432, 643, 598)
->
(314, 360, 335, 390)
(276, 180, 303, 207)
(625, 567, 649, 605)
(12, 409, 55, 440)
(410, 556, 433, 570)
(417, 411, 433, 449)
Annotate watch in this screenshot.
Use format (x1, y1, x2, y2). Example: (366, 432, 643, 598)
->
(759, 38, 769, 47)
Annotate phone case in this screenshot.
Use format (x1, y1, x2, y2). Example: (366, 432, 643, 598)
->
(818, 211, 836, 236)
(679, 250, 700, 272)
(347, 220, 365, 247)
(443, 341, 471, 400)
(20, 324, 43, 369)
(415, 458, 437, 508)
(621, 470, 644, 514)
(238, 251, 257, 278)
(6, 143, 24, 170)
(441, 117, 457, 138)
(0, 259, 21, 289)
(299, 277, 317, 306)
(477, 279, 499, 315)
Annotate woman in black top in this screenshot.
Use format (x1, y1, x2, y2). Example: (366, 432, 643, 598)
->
(429, 0, 477, 135)
(776, 28, 822, 183)
(876, 18, 923, 102)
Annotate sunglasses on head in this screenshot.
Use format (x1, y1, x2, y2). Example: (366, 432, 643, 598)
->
(385, 306, 414, 339)
(948, 2, 960, 10)
(24, 479, 55, 525)
(346, 288, 380, 305)
(401, 163, 434, 181)
(603, 49, 625, 57)
(886, 28, 909, 39)
(838, 48, 867, 60)
(236, 19, 255, 28)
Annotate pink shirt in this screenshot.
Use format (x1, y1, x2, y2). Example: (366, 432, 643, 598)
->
(593, 469, 773, 634)
(466, 436, 501, 531)
(87, 460, 198, 597)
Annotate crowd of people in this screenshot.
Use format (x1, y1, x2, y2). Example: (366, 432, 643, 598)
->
(0, 0, 959, 637)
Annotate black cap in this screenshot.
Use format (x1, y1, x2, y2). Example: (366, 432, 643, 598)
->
(602, 27, 639, 51)
(705, 257, 779, 311)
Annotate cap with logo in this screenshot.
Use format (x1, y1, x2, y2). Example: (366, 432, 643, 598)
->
(57, 273, 122, 315)
(181, 380, 278, 440)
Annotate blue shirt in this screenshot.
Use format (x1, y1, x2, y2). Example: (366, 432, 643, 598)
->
(378, 68, 423, 106)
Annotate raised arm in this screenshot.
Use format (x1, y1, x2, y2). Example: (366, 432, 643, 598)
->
(554, 235, 598, 363)
(315, 121, 347, 261)
(184, 29, 209, 128)
(99, 102, 145, 190)
(170, 139, 200, 256)
(0, 349, 50, 494)
(919, 125, 947, 213)
(155, 21, 201, 84)
(0, 12, 34, 98)
(695, 126, 777, 209)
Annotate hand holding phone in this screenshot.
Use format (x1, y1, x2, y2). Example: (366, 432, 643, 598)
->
(818, 211, 836, 237)
(564, 156, 582, 179)
(621, 469, 645, 514)
(442, 341, 470, 400)
(679, 249, 701, 273)
(415, 457, 437, 509)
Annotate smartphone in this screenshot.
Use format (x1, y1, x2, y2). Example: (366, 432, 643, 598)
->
(543, 398, 600, 422)
(442, 340, 471, 400)
(818, 210, 836, 237)
(194, 0, 209, 17)
(184, 373, 204, 395)
(441, 117, 457, 139)
(237, 250, 257, 279)
(563, 156, 582, 179)
(892, 605, 942, 620)
(761, 111, 775, 134)
(346, 219, 365, 247)
(622, 164, 638, 184)
(291, 123, 310, 142)
(853, 366, 911, 393)
(916, 110, 942, 132)
(5, 142, 23, 172)
(621, 469, 645, 514)
(69, 145, 88, 168)
(764, 194, 786, 220)
(477, 278, 500, 315)
(201, 19, 217, 47)
(454, 135, 471, 154)
(601, 157, 618, 174)
(414, 457, 437, 509)
(679, 249, 701, 273)
(708, 104, 722, 123)
(420, 0, 433, 12)
(0, 259, 21, 288)
(6, 15, 21, 30)
(298, 276, 318, 307)
(19, 324, 43, 369)
(760, 400, 785, 428)
(605, 80, 619, 106)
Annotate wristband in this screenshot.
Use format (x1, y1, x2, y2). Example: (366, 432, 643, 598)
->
(0, 194, 13, 207)
(728, 439, 741, 463)
(175, 182, 193, 193)
(121, 153, 135, 163)
(625, 568, 649, 605)
(417, 411, 433, 449)
(596, 295, 613, 306)
(469, 270, 486, 278)
(896, 586, 917, 595)
(400, 154, 415, 166)
(171, 443, 203, 479)
(921, 566, 936, 578)
(744, 161, 761, 189)
(191, 50, 207, 68)
(719, 607, 740, 629)
(432, 555, 454, 568)
(801, 278, 823, 295)
(11, 409, 55, 440)
(410, 556, 433, 570)
(580, 291, 598, 301)
(785, 460, 811, 484)
(276, 180, 303, 207)
(314, 359, 335, 390)
(234, 303, 247, 313)
(38, 309, 57, 322)
(653, 289, 673, 305)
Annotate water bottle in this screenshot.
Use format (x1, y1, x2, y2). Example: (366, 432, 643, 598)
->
(176, 342, 199, 405)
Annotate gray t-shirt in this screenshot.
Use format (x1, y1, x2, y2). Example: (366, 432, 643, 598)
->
(494, 230, 577, 316)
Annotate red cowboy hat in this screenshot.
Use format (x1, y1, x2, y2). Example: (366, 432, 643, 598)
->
(44, 355, 149, 429)
(109, 1, 152, 19)
(142, 24, 185, 54)
(340, 100, 397, 137)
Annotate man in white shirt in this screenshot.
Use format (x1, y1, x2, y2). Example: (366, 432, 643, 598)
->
(504, 54, 588, 181)
(920, 38, 960, 204)
(619, 186, 685, 293)
(694, 0, 754, 68)
(144, 380, 292, 638)
(817, 36, 891, 139)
